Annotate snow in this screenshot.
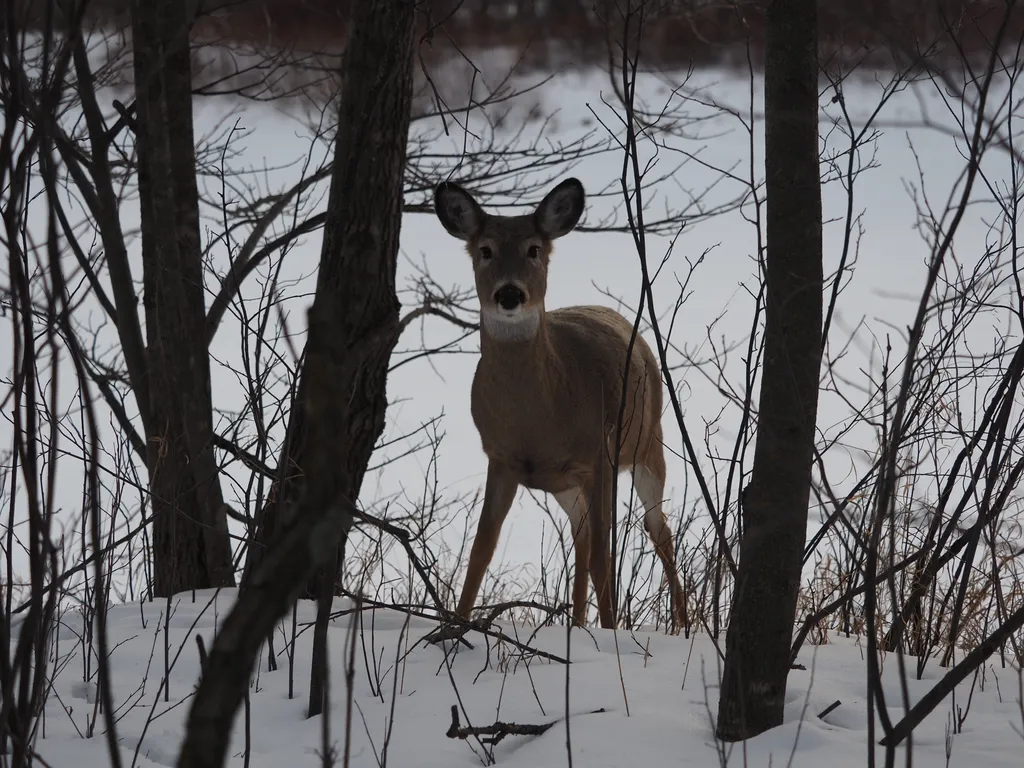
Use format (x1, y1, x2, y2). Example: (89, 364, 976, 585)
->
(26, 590, 1024, 766)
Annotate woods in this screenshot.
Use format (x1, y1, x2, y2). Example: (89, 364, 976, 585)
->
(2, 0, 1024, 765)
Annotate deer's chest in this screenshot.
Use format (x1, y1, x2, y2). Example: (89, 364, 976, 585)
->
(469, 373, 593, 493)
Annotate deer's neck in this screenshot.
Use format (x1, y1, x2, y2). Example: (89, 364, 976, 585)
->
(479, 304, 542, 344)
(474, 312, 566, 458)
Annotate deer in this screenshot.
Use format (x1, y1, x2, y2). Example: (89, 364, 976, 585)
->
(433, 176, 687, 632)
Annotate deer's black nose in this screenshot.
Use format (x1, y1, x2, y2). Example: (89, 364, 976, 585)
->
(494, 284, 525, 310)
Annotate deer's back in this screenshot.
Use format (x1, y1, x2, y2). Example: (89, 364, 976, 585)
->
(548, 304, 662, 428)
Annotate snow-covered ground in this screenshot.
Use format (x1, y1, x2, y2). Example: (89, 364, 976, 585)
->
(28, 590, 1024, 767)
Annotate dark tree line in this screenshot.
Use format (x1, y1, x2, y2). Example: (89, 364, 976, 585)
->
(43, 0, 1024, 72)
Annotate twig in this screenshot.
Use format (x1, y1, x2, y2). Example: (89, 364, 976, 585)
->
(424, 600, 572, 664)
(445, 704, 606, 747)
(817, 700, 841, 720)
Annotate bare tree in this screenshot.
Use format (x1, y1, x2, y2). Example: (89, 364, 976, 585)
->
(237, 4, 427, 610)
(129, 0, 236, 595)
(716, 0, 823, 740)
(176, 0, 417, 762)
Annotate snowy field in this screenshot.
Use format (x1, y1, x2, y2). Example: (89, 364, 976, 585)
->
(195, 61, 1016, 586)
(21, 590, 1024, 767)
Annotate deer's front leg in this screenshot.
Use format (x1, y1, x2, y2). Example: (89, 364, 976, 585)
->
(456, 461, 518, 620)
(554, 488, 590, 625)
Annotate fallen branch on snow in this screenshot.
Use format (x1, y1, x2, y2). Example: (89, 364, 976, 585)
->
(445, 704, 607, 746)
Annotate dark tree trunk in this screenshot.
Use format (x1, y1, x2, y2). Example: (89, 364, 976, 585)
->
(178, 0, 416, 761)
(716, 0, 822, 741)
(131, 0, 235, 596)
(241, 0, 416, 602)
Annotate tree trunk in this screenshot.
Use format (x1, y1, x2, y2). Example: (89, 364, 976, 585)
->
(131, 0, 235, 596)
(177, 1, 416, 761)
(716, 0, 822, 741)
(241, 0, 416, 600)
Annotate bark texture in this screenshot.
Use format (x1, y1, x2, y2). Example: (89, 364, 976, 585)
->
(177, 0, 416, 760)
(716, 0, 823, 740)
(131, 0, 234, 595)
(241, 0, 416, 599)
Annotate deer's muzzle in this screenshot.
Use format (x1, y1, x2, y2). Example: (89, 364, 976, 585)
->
(493, 284, 526, 310)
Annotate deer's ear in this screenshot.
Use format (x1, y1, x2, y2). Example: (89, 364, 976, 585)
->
(534, 178, 585, 239)
(435, 182, 484, 241)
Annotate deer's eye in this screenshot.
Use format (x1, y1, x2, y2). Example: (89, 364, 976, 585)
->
(479, 245, 493, 260)
(527, 245, 540, 260)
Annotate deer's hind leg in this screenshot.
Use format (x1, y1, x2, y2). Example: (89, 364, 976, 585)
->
(585, 455, 616, 629)
(553, 488, 591, 626)
(633, 442, 688, 633)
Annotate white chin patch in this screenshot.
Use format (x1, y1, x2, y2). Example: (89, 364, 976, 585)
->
(481, 306, 541, 342)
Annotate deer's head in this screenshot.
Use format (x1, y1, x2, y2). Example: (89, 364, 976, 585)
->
(434, 178, 585, 342)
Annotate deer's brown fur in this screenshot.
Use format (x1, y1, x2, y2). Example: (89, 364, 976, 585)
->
(434, 177, 686, 631)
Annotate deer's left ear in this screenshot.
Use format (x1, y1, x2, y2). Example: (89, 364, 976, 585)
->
(534, 178, 585, 239)
(435, 181, 485, 241)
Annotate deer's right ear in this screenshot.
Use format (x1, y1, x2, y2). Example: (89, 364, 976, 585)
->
(435, 182, 484, 241)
